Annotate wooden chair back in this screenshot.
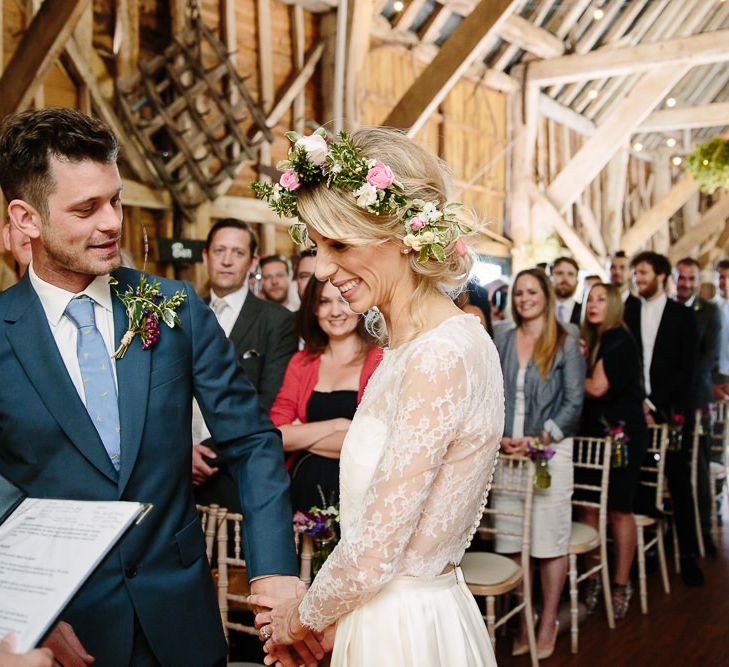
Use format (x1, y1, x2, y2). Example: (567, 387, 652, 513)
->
(641, 424, 669, 513)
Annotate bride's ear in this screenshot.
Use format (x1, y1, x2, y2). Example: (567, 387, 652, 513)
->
(7, 199, 42, 239)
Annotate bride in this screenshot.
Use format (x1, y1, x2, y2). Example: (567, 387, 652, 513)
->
(250, 127, 504, 666)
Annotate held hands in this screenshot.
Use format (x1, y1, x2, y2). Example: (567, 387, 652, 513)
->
(0, 635, 53, 667)
(500, 437, 529, 456)
(41, 622, 94, 666)
(249, 577, 325, 667)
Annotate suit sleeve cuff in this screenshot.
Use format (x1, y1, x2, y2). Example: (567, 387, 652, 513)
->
(544, 419, 564, 443)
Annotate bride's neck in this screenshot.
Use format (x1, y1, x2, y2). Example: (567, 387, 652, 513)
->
(382, 290, 461, 348)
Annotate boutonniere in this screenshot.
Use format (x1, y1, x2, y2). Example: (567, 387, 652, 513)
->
(693, 300, 702, 312)
(110, 274, 187, 359)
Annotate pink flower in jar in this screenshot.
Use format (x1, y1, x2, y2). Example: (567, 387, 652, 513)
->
(408, 216, 425, 231)
(280, 169, 301, 191)
(366, 161, 395, 190)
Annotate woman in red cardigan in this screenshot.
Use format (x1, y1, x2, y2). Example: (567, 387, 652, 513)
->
(270, 277, 382, 512)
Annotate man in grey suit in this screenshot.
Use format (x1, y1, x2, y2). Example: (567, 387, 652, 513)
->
(193, 219, 297, 508)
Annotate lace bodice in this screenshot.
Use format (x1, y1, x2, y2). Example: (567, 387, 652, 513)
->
(299, 314, 504, 630)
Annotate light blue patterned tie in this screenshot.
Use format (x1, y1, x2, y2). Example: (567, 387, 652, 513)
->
(65, 296, 121, 472)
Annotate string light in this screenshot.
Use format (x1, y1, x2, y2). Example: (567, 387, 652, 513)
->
(666, 137, 677, 147)
(593, 8, 605, 19)
(393, 0, 404, 11)
(587, 89, 598, 100)
(666, 98, 676, 108)
(672, 156, 682, 166)
(633, 142, 643, 152)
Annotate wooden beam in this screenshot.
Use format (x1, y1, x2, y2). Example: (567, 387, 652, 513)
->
(121, 179, 172, 209)
(546, 65, 689, 214)
(0, 0, 91, 118)
(622, 128, 729, 253)
(114, 0, 139, 81)
(383, 0, 519, 137)
(668, 195, 729, 263)
(210, 195, 292, 225)
(345, 0, 374, 127)
(538, 94, 595, 136)
(62, 37, 155, 184)
(499, 13, 564, 59)
(527, 30, 729, 87)
(637, 102, 729, 133)
(527, 182, 607, 278)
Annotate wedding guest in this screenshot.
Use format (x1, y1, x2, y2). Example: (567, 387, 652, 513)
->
(551, 256, 581, 325)
(0, 223, 31, 291)
(625, 251, 702, 586)
(293, 248, 317, 300)
(464, 280, 493, 335)
(610, 250, 640, 308)
(269, 278, 381, 512)
(714, 259, 729, 399)
(579, 283, 648, 619)
(676, 257, 722, 557)
(493, 268, 585, 659)
(455, 289, 487, 328)
(260, 254, 299, 311)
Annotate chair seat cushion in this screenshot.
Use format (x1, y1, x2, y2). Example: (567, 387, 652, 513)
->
(461, 552, 520, 587)
(569, 521, 600, 553)
(634, 514, 657, 527)
(710, 461, 726, 479)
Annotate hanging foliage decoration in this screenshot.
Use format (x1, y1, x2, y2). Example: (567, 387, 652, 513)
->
(685, 137, 729, 194)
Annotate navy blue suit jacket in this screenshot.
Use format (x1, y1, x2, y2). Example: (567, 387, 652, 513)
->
(0, 268, 297, 666)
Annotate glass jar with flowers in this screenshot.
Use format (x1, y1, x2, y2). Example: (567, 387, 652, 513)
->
(667, 413, 685, 452)
(606, 422, 629, 469)
(527, 438, 555, 489)
(293, 505, 340, 577)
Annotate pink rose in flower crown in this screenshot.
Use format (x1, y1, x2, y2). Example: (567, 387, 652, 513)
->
(280, 169, 301, 191)
(366, 161, 395, 190)
(407, 216, 425, 231)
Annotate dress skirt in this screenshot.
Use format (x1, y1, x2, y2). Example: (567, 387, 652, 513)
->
(331, 567, 495, 667)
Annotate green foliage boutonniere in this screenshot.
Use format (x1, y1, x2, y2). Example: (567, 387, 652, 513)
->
(110, 275, 187, 359)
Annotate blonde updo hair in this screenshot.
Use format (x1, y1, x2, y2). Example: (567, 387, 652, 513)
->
(296, 126, 476, 341)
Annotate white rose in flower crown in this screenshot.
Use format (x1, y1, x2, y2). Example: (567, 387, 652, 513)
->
(403, 234, 423, 251)
(295, 134, 329, 165)
(420, 231, 436, 244)
(353, 183, 378, 208)
(421, 201, 440, 222)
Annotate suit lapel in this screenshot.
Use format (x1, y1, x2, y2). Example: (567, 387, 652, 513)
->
(228, 293, 260, 348)
(111, 270, 151, 496)
(4, 276, 118, 482)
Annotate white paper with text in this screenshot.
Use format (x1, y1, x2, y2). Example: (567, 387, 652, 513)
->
(0, 498, 145, 652)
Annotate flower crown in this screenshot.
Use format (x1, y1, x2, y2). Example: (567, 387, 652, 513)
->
(251, 129, 470, 263)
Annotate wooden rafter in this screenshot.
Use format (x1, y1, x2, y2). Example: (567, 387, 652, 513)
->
(620, 129, 729, 254)
(528, 30, 729, 87)
(546, 65, 690, 214)
(0, 0, 91, 118)
(383, 0, 519, 136)
(637, 102, 729, 133)
(668, 195, 729, 263)
(498, 14, 564, 59)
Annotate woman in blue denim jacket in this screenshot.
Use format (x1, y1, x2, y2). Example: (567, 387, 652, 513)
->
(492, 268, 585, 659)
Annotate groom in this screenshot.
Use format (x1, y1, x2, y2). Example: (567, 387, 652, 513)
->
(0, 108, 319, 666)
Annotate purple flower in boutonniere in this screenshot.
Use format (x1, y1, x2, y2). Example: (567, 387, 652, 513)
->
(110, 274, 187, 359)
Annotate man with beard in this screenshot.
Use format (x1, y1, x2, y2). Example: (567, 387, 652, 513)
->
(550, 256, 581, 325)
(676, 257, 723, 557)
(260, 254, 298, 311)
(625, 251, 703, 586)
(0, 108, 318, 667)
(610, 250, 640, 308)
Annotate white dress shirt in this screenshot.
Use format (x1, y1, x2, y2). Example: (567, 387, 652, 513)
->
(209, 284, 247, 337)
(556, 296, 577, 323)
(640, 291, 668, 397)
(621, 289, 630, 303)
(28, 264, 117, 404)
(718, 297, 729, 376)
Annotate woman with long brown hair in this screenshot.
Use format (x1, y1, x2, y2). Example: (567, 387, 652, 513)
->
(579, 282, 648, 619)
(269, 276, 382, 512)
(493, 267, 585, 659)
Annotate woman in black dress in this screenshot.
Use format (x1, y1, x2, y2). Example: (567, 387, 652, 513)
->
(579, 283, 648, 619)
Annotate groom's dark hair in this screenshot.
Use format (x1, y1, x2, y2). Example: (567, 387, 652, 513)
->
(0, 107, 118, 219)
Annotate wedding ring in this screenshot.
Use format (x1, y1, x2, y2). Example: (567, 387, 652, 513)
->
(261, 625, 272, 640)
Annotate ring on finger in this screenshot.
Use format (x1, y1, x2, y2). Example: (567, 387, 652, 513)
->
(260, 625, 272, 641)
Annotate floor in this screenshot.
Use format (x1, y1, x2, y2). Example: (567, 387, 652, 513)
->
(229, 523, 729, 666)
(494, 522, 729, 667)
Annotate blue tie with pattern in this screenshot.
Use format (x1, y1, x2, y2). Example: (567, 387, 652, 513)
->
(64, 296, 121, 472)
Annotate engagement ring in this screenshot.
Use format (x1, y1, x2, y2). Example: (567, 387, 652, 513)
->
(260, 625, 272, 640)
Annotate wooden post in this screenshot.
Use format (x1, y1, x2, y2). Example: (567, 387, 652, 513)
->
(604, 147, 629, 254)
(650, 152, 672, 255)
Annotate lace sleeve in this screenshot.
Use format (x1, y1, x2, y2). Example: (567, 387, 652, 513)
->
(298, 346, 469, 630)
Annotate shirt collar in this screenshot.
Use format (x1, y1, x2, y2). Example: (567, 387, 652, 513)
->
(640, 291, 667, 309)
(210, 283, 248, 314)
(28, 263, 114, 326)
(685, 294, 696, 308)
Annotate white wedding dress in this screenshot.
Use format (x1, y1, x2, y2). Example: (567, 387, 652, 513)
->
(299, 314, 504, 666)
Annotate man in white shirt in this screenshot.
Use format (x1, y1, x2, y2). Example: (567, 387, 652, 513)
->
(714, 259, 729, 396)
(609, 249, 640, 308)
(624, 251, 703, 586)
(550, 256, 581, 325)
(0, 108, 316, 667)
